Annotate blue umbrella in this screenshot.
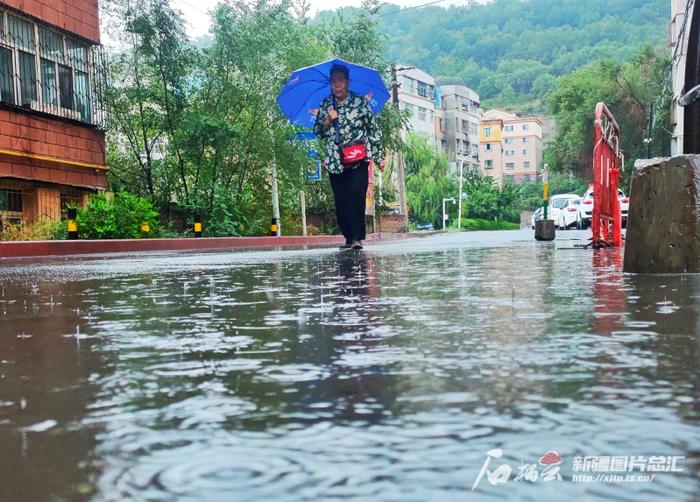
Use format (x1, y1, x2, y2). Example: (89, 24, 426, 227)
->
(276, 58, 390, 129)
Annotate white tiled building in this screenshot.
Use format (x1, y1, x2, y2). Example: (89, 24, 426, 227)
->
(397, 67, 441, 149)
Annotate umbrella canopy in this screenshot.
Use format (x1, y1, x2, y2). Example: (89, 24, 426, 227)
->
(276, 58, 391, 129)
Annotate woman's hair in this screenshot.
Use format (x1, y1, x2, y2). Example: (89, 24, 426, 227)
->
(330, 63, 350, 80)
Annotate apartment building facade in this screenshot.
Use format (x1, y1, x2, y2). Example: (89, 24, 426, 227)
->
(479, 109, 543, 185)
(440, 84, 480, 174)
(397, 67, 441, 149)
(0, 0, 107, 229)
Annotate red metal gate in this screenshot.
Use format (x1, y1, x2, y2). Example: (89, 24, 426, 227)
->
(591, 103, 623, 247)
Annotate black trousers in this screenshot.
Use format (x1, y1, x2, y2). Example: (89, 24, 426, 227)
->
(329, 162, 369, 243)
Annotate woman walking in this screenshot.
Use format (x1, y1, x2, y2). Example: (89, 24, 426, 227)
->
(313, 63, 384, 250)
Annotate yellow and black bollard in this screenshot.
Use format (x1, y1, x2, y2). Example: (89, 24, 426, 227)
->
(270, 218, 278, 236)
(67, 208, 78, 240)
(194, 214, 202, 238)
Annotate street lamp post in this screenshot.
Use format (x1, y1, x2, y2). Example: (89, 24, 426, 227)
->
(442, 197, 456, 231)
(458, 161, 464, 230)
(542, 163, 549, 221)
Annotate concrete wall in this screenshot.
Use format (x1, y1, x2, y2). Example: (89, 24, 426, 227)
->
(379, 214, 408, 233)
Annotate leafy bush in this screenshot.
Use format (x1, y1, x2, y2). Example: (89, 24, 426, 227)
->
(1, 218, 67, 241)
(76, 191, 160, 239)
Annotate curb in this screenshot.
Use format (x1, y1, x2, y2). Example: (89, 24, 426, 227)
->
(0, 231, 443, 259)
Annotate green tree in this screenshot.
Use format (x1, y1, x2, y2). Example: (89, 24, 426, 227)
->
(546, 45, 671, 187)
(405, 133, 458, 229)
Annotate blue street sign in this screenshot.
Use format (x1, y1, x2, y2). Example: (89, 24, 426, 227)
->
(307, 160, 322, 181)
(290, 131, 322, 182)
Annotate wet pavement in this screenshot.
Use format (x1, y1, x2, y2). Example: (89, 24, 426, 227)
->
(0, 229, 699, 500)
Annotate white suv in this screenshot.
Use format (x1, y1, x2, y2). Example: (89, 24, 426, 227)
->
(549, 194, 581, 230)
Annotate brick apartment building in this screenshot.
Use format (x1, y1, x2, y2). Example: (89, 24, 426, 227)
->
(0, 0, 107, 229)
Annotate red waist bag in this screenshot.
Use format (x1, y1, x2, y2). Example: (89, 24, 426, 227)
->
(339, 140, 367, 165)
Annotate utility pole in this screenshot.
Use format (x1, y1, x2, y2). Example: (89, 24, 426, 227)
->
(269, 111, 281, 237)
(300, 189, 307, 236)
(391, 63, 409, 217)
(646, 103, 654, 158)
(271, 157, 281, 236)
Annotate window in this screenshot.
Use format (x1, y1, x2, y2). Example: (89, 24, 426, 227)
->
(505, 162, 515, 170)
(505, 150, 515, 157)
(505, 138, 514, 145)
(524, 161, 531, 169)
(505, 125, 514, 132)
(0, 189, 22, 212)
(418, 106, 427, 121)
(18, 51, 36, 105)
(504, 175, 515, 183)
(40, 58, 57, 105)
(403, 76, 414, 94)
(485, 144, 492, 151)
(462, 119, 469, 131)
(0, 10, 107, 128)
(523, 124, 530, 131)
(8, 15, 34, 50)
(484, 127, 492, 137)
(523, 149, 529, 156)
(470, 123, 478, 136)
(523, 137, 529, 143)
(417, 81, 427, 97)
(471, 144, 479, 157)
(523, 174, 531, 182)
(0, 47, 15, 103)
(485, 160, 493, 168)
(58, 64, 73, 110)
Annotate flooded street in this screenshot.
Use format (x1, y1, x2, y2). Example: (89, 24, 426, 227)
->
(1, 230, 699, 500)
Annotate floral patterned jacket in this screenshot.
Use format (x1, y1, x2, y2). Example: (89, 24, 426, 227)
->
(313, 91, 383, 174)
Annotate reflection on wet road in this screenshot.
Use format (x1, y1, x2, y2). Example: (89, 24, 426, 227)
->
(1, 230, 699, 500)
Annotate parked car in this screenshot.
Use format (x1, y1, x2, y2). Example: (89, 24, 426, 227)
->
(548, 193, 581, 230)
(578, 187, 630, 229)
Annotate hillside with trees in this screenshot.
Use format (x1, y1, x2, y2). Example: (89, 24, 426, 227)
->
(317, 0, 669, 112)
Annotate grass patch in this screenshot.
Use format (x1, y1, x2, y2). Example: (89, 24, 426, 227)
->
(451, 218, 521, 231)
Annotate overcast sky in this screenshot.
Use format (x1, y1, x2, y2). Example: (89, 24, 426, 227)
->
(171, 0, 475, 39)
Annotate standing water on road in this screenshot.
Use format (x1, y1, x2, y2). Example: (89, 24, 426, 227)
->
(1, 231, 699, 500)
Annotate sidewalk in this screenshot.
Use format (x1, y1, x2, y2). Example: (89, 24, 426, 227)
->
(0, 231, 442, 259)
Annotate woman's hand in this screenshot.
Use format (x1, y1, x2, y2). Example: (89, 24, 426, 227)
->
(324, 107, 338, 128)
